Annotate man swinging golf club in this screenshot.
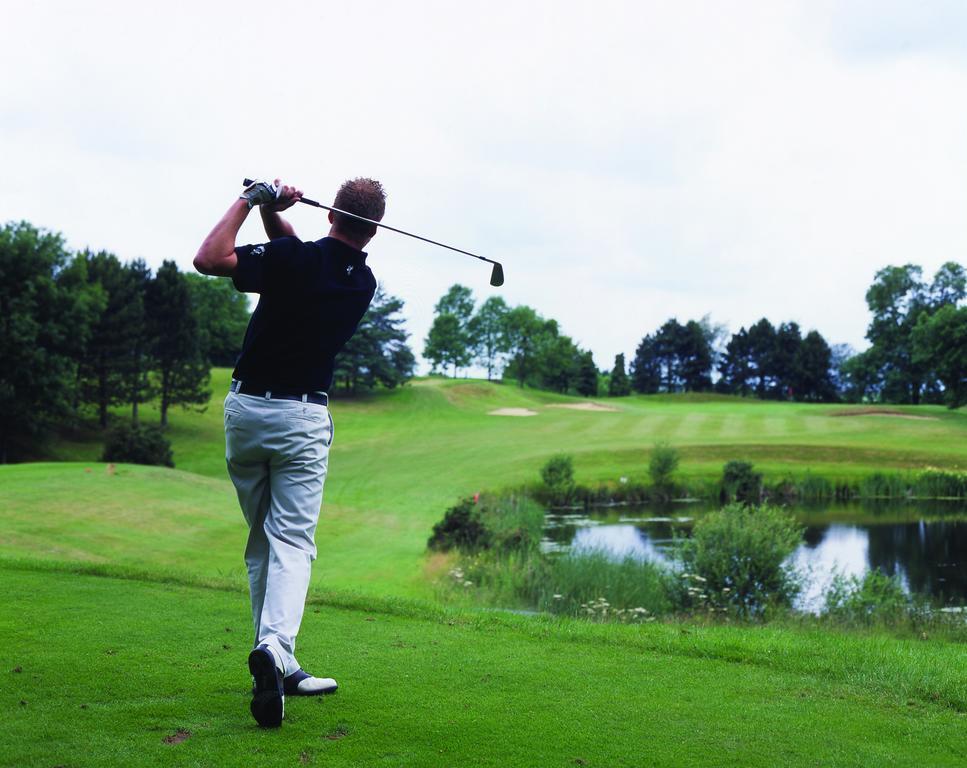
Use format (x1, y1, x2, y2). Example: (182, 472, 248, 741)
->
(194, 176, 384, 727)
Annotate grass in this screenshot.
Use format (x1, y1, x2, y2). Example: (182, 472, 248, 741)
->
(4, 373, 967, 764)
(2, 563, 967, 767)
(23, 370, 967, 598)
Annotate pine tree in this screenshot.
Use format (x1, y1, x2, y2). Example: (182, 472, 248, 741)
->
(77, 251, 145, 427)
(608, 353, 631, 396)
(336, 287, 415, 393)
(145, 261, 210, 427)
(574, 351, 599, 397)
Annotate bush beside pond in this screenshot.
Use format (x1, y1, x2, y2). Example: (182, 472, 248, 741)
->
(676, 503, 803, 618)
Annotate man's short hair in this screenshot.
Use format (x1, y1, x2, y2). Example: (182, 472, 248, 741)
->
(332, 178, 386, 239)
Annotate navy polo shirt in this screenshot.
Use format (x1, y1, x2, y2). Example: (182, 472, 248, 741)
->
(231, 236, 376, 392)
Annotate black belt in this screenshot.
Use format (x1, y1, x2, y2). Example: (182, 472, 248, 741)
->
(230, 380, 328, 407)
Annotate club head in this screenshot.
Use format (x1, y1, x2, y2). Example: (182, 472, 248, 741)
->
(489, 262, 504, 287)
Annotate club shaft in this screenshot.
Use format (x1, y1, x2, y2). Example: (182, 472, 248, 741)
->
(242, 178, 498, 267)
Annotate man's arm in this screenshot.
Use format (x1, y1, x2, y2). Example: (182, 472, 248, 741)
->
(193, 199, 249, 277)
(193, 180, 303, 277)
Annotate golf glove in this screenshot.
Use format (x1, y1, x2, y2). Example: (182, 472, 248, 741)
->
(240, 180, 280, 210)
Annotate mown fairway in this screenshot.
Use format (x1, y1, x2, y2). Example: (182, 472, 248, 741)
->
(2, 373, 966, 766)
(21, 369, 967, 597)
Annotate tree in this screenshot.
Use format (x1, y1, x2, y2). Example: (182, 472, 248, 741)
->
(913, 304, 967, 408)
(654, 319, 686, 392)
(928, 262, 966, 307)
(145, 261, 210, 427)
(186, 273, 251, 367)
(435, 284, 475, 323)
(424, 313, 470, 376)
(839, 350, 880, 403)
(718, 328, 753, 396)
(502, 305, 545, 388)
(829, 343, 855, 401)
(335, 286, 415, 394)
(574, 350, 599, 397)
(863, 265, 930, 404)
(76, 250, 145, 427)
(794, 330, 836, 402)
(771, 322, 802, 399)
(423, 284, 475, 377)
(678, 320, 713, 392)
(468, 296, 509, 380)
(746, 318, 777, 398)
(608, 353, 631, 396)
(0, 222, 99, 461)
(539, 332, 579, 393)
(631, 334, 661, 394)
(124, 259, 154, 423)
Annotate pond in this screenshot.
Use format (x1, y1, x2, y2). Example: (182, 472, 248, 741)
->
(542, 501, 967, 610)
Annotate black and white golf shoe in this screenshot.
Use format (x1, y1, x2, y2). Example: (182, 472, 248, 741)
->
(284, 669, 338, 696)
(248, 644, 284, 727)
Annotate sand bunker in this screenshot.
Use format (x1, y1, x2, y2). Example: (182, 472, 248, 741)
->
(831, 408, 938, 421)
(488, 408, 539, 417)
(547, 402, 619, 413)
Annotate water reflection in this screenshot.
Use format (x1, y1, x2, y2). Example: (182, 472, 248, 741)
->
(543, 502, 967, 607)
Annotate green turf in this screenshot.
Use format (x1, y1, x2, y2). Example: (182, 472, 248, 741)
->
(4, 374, 967, 765)
(2, 564, 966, 767)
(19, 370, 967, 598)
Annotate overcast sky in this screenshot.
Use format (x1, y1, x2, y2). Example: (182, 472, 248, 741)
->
(3, 1, 966, 373)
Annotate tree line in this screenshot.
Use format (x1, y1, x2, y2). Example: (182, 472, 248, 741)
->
(422, 260, 966, 407)
(631, 316, 838, 401)
(0, 221, 416, 462)
(423, 286, 599, 395)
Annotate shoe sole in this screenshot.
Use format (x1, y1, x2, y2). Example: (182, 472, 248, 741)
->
(248, 648, 284, 728)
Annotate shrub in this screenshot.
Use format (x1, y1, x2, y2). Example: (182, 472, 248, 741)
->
(540, 454, 575, 504)
(428, 493, 545, 555)
(531, 550, 673, 620)
(427, 498, 491, 552)
(101, 423, 174, 467)
(914, 468, 967, 499)
(796, 473, 834, 501)
(860, 472, 908, 499)
(478, 493, 546, 554)
(721, 460, 762, 503)
(676, 503, 802, 617)
(648, 442, 680, 495)
(823, 570, 917, 626)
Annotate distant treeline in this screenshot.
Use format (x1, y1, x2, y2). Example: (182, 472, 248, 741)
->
(0, 221, 415, 462)
(423, 261, 966, 407)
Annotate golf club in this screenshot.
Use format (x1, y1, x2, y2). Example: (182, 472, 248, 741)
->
(242, 178, 504, 287)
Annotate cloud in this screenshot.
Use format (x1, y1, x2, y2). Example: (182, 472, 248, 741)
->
(1, 1, 965, 375)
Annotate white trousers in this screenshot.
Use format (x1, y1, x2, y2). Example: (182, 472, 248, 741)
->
(224, 390, 333, 676)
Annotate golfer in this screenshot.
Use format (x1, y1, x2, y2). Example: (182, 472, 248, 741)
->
(194, 177, 384, 727)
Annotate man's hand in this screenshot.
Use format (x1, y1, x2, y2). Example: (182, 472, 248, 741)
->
(240, 179, 281, 210)
(262, 179, 303, 213)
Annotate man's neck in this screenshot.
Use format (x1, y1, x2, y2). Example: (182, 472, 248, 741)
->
(327, 227, 370, 252)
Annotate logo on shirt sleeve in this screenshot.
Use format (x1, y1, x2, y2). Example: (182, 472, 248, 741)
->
(251, 245, 265, 257)
(346, 265, 354, 276)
